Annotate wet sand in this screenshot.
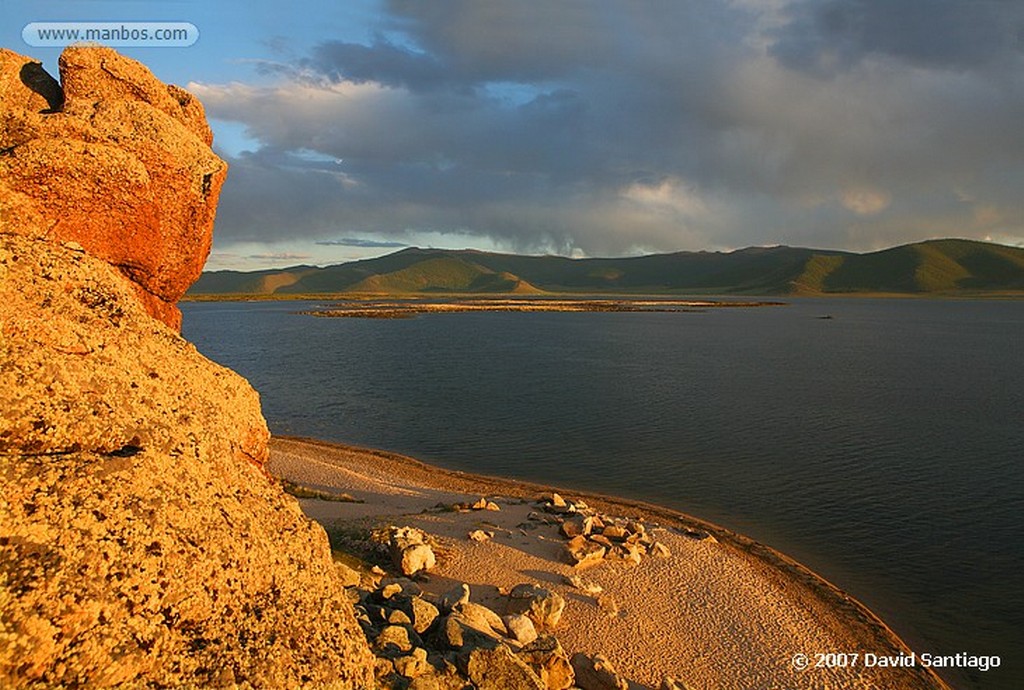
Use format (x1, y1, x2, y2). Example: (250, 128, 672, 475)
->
(269, 436, 949, 690)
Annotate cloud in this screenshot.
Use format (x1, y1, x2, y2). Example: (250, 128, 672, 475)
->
(315, 238, 409, 248)
(841, 187, 891, 216)
(247, 252, 313, 260)
(302, 39, 450, 91)
(769, 0, 1024, 75)
(195, 0, 1024, 259)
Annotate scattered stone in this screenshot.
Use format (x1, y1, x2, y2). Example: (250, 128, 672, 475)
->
(517, 636, 575, 690)
(395, 648, 431, 678)
(389, 527, 437, 576)
(605, 543, 643, 568)
(376, 625, 414, 655)
(589, 534, 614, 549)
(485, 501, 501, 511)
(651, 542, 672, 558)
(471, 497, 489, 510)
(375, 657, 397, 679)
(382, 583, 404, 600)
(503, 614, 539, 646)
(440, 583, 471, 612)
(383, 577, 424, 597)
(388, 609, 413, 626)
(543, 493, 577, 515)
(454, 602, 508, 638)
(564, 536, 607, 569)
(596, 594, 619, 617)
(464, 645, 547, 690)
(679, 527, 717, 543)
(469, 529, 495, 542)
(563, 574, 603, 595)
(400, 543, 436, 577)
(570, 653, 629, 690)
(389, 526, 430, 550)
(560, 516, 595, 538)
(409, 597, 440, 634)
(438, 614, 502, 651)
(602, 525, 629, 542)
(336, 561, 362, 587)
(506, 584, 566, 629)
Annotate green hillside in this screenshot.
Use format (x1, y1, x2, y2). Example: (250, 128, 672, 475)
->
(347, 257, 542, 293)
(187, 239, 1024, 297)
(810, 240, 1024, 293)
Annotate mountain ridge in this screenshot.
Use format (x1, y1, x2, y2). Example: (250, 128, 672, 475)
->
(189, 238, 1024, 297)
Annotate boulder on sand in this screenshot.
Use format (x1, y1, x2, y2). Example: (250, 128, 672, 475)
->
(506, 584, 566, 629)
(389, 526, 437, 576)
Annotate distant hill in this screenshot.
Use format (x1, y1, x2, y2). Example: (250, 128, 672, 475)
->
(188, 239, 1024, 297)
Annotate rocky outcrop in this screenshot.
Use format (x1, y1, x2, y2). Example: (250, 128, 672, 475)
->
(529, 493, 697, 570)
(0, 216, 374, 685)
(350, 577, 575, 690)
(0, 46, 227, 330)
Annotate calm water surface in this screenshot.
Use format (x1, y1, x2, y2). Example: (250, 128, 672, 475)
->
(182, 298, 1024, 690)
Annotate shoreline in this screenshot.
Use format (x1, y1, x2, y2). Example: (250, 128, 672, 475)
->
(299, 297, 783, 319)
(271, 435, 951, 689)
(181, 290, 1024, 303)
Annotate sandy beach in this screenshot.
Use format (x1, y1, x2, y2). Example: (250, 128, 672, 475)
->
(268, 436, 950, 690)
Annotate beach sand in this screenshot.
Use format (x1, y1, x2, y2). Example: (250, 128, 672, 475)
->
(269, 436, 949, 690)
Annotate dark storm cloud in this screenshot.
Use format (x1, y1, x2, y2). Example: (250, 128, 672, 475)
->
(303, 38, 451, 91)
(770, 0, 1024, 75)
(316, 238, 409, 248)
(197, 0, 1024, 257)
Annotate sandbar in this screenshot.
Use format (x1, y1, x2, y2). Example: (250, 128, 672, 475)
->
(269, 436, 949, 690)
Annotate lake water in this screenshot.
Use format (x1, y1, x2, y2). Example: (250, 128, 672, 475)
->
(181, 298, 1024, 690)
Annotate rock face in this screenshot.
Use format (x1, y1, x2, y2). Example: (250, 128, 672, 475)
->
(0, 46, 227, 330)
(0, 177, 372, 686)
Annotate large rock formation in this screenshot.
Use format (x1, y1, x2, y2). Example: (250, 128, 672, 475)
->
(0, 236, 375, 688)
(0, 46, 375, 688)
(0, 46, 227, 330)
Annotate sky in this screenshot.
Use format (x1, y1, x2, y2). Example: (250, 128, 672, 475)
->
(4, 0, 1024, 270)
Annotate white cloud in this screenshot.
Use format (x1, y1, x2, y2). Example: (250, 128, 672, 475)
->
(841, 187, 891, 216)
